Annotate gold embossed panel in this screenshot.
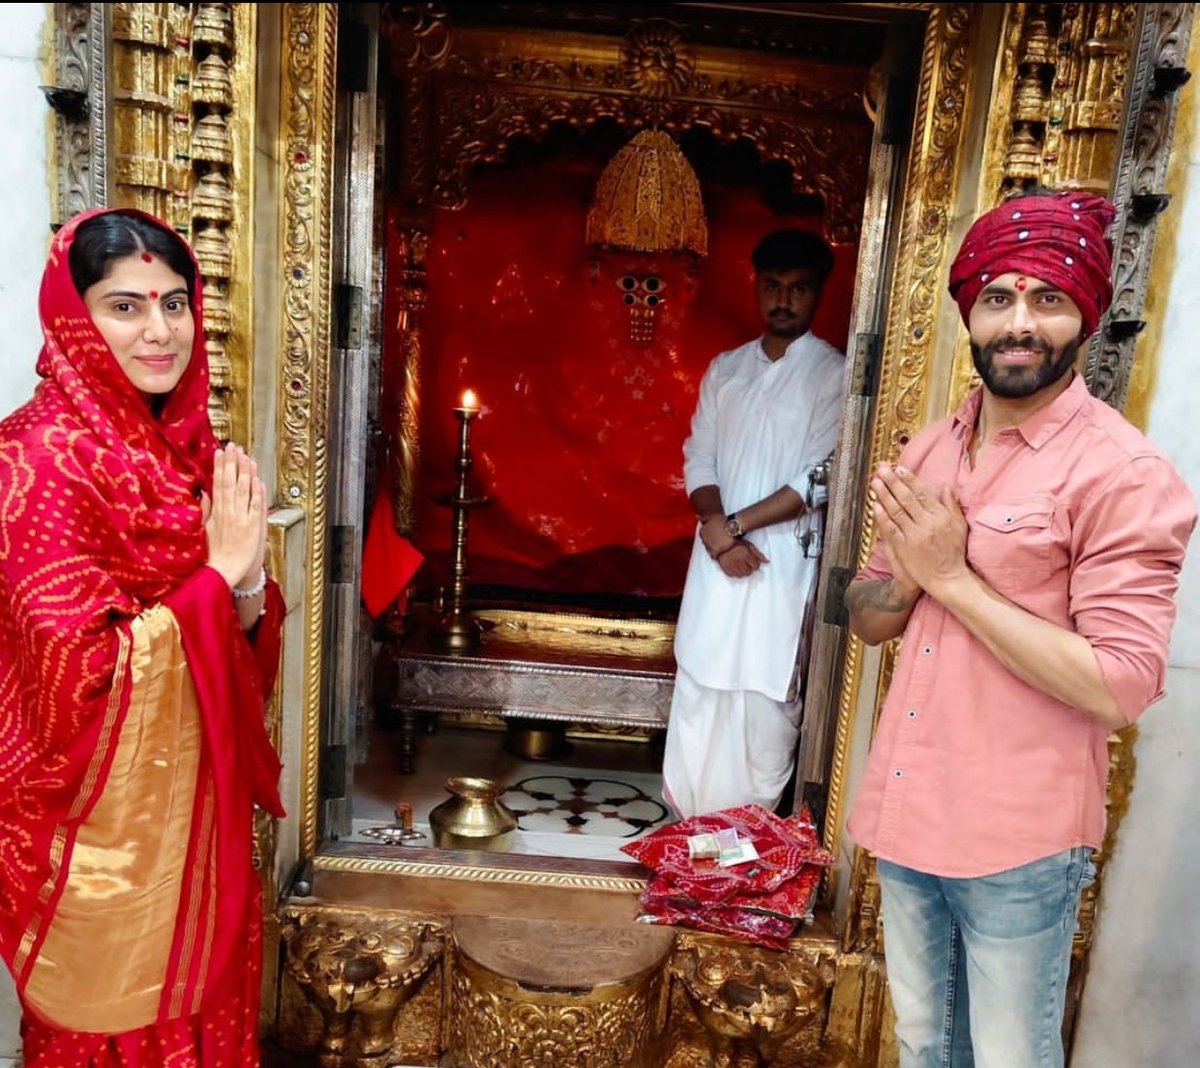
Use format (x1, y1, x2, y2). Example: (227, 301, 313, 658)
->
(447, 915, 674, 1068)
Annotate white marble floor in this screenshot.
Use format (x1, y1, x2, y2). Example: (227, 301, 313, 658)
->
(352, 720, 671, 863)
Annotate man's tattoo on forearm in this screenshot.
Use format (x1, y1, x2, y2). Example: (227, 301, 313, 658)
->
(846, 578, 912, 614)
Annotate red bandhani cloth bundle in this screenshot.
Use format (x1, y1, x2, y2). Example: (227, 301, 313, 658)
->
(621, 804, 834, 950)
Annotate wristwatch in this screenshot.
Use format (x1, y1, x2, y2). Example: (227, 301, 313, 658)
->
(724, 513, 744, 539)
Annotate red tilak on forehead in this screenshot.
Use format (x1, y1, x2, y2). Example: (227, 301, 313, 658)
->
(141, 252, 153, 263)
(148, 290, 159, 300)
(1015, 277, 1028, 291)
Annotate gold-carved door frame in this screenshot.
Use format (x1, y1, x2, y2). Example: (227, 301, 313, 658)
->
(277, 0, 981, 889)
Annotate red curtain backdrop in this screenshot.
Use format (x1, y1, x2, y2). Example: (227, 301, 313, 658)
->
(382, 146, 855, 600)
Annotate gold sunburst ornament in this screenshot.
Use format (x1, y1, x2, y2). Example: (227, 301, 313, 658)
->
(622, 18, 695, 99)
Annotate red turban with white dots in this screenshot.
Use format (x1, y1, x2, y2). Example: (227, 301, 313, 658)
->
(948, 191, 1116, 340)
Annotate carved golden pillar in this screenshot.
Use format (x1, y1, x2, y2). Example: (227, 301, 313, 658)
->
(983, 3, 1142, 201)
(825, 11, 978, 1052)
(110, 3, 191, 218)
(189, 3, 236, 443)
(109, 3, 254, 445)
(1055, 5, 1139, 191)
(390, 223, 429, 535)
(275, 1, 340, 856)
(1004, 3, 1057, 192)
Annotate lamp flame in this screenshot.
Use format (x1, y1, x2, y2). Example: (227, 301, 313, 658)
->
(461, 389, 479, 411)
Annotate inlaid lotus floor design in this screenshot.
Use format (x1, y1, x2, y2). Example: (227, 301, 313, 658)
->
(500, 774, 670, 837)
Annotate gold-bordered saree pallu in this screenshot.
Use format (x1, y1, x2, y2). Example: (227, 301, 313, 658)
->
(13, 569, 285, 1047)
(0, 207, 285, 1064)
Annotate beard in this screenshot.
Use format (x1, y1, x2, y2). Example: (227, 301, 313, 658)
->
(971, 333, 1081, 399)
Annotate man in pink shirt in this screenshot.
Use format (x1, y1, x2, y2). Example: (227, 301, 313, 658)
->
(845, 190, 1196, 1068)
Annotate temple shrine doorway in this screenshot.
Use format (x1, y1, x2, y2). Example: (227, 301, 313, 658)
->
(327, 2, 924, 866)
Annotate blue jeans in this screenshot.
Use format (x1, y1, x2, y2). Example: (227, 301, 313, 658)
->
(876, 848, 1096, 1068)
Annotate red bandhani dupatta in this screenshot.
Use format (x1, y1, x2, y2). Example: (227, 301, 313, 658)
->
(0, 208, 284, 1055)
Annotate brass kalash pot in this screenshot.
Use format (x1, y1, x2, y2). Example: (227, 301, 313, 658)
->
(428, 776, 518, 851)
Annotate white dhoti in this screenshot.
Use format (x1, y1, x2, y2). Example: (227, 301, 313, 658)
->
(662, 331, 846, 820)
(662, 667, 803, 818)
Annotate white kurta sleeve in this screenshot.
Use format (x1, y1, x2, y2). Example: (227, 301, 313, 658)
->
(683, 356, 722, 496)
(785, 357, 845, 495)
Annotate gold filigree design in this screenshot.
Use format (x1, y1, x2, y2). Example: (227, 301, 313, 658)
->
(823, 4, 977, 866)
(1055, 4, 1139, 192)
(985, 3, 1141, 198)
(475, 606, 674, 655)
(430, 86, 871, 245)
(621, 18, 696, 99)
(312, 853, 647, 893)
(448, 938, 668, 1067)
(841, 850, 883, 957)
(277, 2, 338, 856)
(586, 129, 708, 257)
(388, 15, 873, 242)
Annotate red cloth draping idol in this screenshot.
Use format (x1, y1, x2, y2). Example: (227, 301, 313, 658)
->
(0, 207, 284, 1065)
(947, 190, 1116, 340)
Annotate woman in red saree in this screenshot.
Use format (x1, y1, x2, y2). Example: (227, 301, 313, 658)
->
(0, 207, 285, 1066)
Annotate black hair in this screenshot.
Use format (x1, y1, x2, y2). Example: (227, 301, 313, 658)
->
(1003, 184, 1059, 201)
(751, 229, 835, 283)
(69, 212, 196, 304)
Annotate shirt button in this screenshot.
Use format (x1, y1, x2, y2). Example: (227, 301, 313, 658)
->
(892, 769, 904, 778)
(906, 708, 918, 719)
(922, 645, 934, 655)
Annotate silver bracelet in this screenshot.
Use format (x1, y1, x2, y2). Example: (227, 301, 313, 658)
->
(232, 566, 267, 600)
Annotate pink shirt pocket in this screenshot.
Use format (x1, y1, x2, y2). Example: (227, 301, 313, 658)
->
(966, 494, 1062, 593)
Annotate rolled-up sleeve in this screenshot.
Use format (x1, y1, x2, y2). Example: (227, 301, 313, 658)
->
(683, 360, 721, 496)
(1070, 456, 1197, 724)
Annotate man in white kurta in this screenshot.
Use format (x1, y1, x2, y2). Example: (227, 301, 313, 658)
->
(662, 229, 845, 818)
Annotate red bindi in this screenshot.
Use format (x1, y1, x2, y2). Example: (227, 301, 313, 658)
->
(1015, 277, 1028, 291)
(148, 290, 158, 300)
(141, 252, 153, 263)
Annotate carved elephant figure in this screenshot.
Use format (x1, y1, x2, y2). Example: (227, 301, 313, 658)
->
(671, 941, 834, 1066)
(281, 911, 444, 1066)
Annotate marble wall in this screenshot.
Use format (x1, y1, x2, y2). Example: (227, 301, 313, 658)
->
(0, 7, 48, 1058)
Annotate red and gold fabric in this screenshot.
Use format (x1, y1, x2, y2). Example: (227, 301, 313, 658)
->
(0, 208, 284, 1065)
(947, 190, 1116, 340)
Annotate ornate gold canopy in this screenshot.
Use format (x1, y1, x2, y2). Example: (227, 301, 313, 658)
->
(585, 128, 708, 258)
